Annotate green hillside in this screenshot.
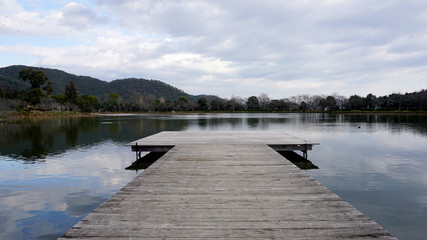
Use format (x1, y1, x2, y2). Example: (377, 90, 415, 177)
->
(0, 65, 192, 101)
(108, 78, 190, 102)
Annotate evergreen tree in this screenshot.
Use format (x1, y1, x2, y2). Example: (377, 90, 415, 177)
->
(247, 96, 260, 110)
(348, 95, 365, 110)
(197, 97, 208, 110)
(18, 68, 52, 104)
(175, 96, 189, 111)
(43, 81, 53, 95)
(79, 94, 99, 112)
(108, 93, 120, 111)
(64, 81, 79, 104)
(19, 67, 48, 89)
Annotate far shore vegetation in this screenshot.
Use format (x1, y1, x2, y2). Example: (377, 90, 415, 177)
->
(1, 67, 427, 121)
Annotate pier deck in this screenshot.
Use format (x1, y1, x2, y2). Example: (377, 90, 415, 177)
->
(60, 131, 396, 239)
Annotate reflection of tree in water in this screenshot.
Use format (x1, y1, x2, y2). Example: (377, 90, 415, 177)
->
(198, 119, 207, 129)
(340, 114, 427, 135)
(154, 119, 166, 130)
(207, 118, 243, 130)
(247, 118, 259, 128)
(20, 125, 54, 160)
(79, 118, 99, 133)
(65, 125, 79, 147)
(60, 118, 100, 147)
(386, 115, 427, 135)
(0, 116, 192, 162)
(58, 119, 81, 147)
(0, 117, 101, 161)
(229, 118, 242, 129)
(108, 122, 121, 135)
(3, 113, 426, 163)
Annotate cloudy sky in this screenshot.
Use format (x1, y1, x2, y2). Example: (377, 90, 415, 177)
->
(1, 0, 427, 98)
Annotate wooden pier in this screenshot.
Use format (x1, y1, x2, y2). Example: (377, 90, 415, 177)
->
(60, 131, 396, 239)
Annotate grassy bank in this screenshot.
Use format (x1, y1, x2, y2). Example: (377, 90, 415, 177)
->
(0, 110, 96, 123)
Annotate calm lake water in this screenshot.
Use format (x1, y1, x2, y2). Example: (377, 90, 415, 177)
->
(0, 113, 426, 240)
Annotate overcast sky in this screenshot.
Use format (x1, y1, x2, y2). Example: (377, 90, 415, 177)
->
(1, 0, 427, 98)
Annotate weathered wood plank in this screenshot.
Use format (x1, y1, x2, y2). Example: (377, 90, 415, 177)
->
(62, 227, 394, 239)
(60, 131, 396, 239)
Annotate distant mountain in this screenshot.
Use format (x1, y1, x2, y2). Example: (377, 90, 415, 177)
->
(0, 65, 192, 101)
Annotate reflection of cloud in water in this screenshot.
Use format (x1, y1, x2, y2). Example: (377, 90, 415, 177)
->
(0, 141, 137, 239)
(0, 204, 27, 240)
(16, 210, 78, 240)
(309, 130, 427, 187)
(65, 192, 107, 217)
(0, 185, 109, 239)
(0, 184, 71, 240)
(31, 141, 137, 188)
(1, 113, 427, 240)
(306, 127, 427, 236)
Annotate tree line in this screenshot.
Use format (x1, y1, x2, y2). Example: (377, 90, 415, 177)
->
(1, 68, 427, 118)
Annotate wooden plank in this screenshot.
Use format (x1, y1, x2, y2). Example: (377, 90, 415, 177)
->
(126, 131, 319, 148)
(60, 131, 396, 239)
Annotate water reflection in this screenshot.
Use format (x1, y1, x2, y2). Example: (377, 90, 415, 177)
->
(0, 113, 427, 240)
(126, 151, 167, 172)
(276, 151, 319, 170)
(0, 116, 190, 162)
(0, 142, 136, 240)
(2, 114, 427, 163)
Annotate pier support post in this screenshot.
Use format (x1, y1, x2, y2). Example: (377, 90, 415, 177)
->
(302, 144, 308, 159)
(135, 143, 139, 161)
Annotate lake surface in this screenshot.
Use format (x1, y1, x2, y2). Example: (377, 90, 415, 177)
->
(0, 113, 426, 240)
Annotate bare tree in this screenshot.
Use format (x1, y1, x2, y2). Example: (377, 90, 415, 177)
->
(130, 92, 144, 111)
(331, 93, 348, 110)
(210, 96, 227, 111)
(228, 95, 245, 111)
(0, 99, 10, 119)
(258, 93, 271, 110)
(37, 97, 61, 111)
(0, 99, 25, 118)
(310, 95, 324, 110)
(145, 94, 157, 111)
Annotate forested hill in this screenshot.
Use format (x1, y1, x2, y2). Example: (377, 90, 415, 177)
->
(0, 65, 191, 101)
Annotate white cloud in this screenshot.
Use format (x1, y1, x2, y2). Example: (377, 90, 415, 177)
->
(1, 0, 427, 97)
(60, 2, 109, 30)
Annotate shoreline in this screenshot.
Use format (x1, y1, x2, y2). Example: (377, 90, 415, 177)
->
(0, 111, 97, 123)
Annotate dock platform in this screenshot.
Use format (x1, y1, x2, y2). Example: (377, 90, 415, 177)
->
(60, 131, 396, 239)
